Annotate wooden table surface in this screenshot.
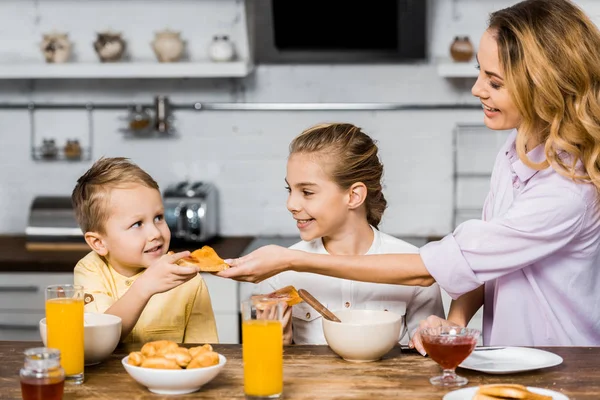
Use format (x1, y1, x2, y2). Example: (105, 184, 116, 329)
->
(0, 342, 598, 399)
(0, 235, 254, 272)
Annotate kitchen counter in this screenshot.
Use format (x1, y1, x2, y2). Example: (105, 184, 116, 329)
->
(1, 342, 598, 399)
(0, 235, 254, 272)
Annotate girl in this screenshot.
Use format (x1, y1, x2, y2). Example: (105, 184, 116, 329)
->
(256, 123, 444, 345)
(220, 0, 600, 352)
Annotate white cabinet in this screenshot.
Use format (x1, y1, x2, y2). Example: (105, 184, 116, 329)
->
(0, 273, 73, 341)
(200, 273, 240, 344)
(0, 272, 241, 344)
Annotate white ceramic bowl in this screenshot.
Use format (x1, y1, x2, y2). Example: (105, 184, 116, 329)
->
(121, 354, 227, 395)
(40, 312, 122, 366)
(323, 309, 405, 362)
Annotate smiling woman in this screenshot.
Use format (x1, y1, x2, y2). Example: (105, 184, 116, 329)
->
(472, 32, 522, 133)
(220, 0, 600, 353)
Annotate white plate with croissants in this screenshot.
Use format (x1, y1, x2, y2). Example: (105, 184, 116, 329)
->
(443, 384, 569, 400)
(122, 340, 226, 395)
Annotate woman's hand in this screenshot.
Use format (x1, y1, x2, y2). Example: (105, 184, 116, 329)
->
(409, 315, 463, 356)
(217, 245, 293, 283)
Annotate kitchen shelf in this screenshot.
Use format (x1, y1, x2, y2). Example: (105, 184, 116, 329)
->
(437, 59, 478, 78)
(0, 61, 254, 79)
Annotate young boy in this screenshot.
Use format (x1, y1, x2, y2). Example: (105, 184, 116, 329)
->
(72, 157, 218, 343)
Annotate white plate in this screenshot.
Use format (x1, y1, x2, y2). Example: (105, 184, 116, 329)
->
(443, 386, 569, 400)
(459, 347, 563, 374)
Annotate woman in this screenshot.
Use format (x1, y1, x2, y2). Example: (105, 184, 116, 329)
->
(219, 0, 600, 351)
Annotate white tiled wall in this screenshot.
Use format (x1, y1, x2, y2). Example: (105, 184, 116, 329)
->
(1, 0, 599, 237)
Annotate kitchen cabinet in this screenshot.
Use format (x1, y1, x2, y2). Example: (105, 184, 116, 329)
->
(0, 272, 73, 341)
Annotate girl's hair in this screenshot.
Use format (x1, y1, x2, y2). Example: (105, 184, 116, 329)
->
(289, 123, 387, 228)
(489, 0, 600, 193)
(71, 157, 159, 233)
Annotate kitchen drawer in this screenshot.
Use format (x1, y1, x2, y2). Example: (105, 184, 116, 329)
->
(201, 273, 238, 314)
(0, 273, 73, 311)
(0, 310, 43, 341)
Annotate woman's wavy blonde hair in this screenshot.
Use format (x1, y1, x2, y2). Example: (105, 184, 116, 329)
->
(489, 0, 600, 193)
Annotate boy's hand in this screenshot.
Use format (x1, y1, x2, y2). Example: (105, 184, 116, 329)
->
(134, 251, 198, 298)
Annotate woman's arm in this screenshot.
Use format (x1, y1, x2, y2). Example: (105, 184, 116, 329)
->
(218, 245, 434, 286)
(447, 286, 484, 327)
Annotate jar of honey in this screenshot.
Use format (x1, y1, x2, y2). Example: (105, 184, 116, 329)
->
(20, 347, 65, 400)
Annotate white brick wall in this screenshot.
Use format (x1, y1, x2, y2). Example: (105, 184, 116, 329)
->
(0, 0, 598, 236)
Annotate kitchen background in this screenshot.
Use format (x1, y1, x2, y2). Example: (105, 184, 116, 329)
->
(2, 0, 598, 343)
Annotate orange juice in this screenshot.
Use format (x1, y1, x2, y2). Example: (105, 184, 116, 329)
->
(242, 319, 283, 397)
(45, 298, 84, 376)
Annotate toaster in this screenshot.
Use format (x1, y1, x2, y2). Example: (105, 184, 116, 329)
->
(163, 181, 219, 242)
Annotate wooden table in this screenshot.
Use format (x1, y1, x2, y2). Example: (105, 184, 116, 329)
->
(1, 342, 598, 399)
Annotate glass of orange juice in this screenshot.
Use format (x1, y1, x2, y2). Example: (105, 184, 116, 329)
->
(45, 284, 84, 385)
(241, 298, 285, 399)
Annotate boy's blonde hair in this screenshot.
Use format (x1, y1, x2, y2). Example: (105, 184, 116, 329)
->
(489, 0, 600, 193)
(289, 123, 387, 228)
(71, 157, 159, 233)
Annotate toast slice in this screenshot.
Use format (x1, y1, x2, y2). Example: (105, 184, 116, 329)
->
(172, 246, 230, 272)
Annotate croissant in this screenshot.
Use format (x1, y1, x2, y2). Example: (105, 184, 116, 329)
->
(141, 356, 181, 370)
(127, 351, 144, 367)
(187, 351, 220, 369)
(141, 340, 179, 357)
(164, 347, 192, 368)
(129, 341, 219, 370)
(189, 343, 213, 358)
(473, 384, 552, 400)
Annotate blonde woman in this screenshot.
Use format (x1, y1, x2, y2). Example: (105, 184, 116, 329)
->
(220, 0, 600, 352)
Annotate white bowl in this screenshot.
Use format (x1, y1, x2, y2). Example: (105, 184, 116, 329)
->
(323, 309, 405, 362)
(121, 354, 227, 395)
(40, 312, 122, 366)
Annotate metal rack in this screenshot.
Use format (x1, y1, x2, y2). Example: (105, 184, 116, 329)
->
(451, 123, 512, 228)
(3, 101, 482, 162)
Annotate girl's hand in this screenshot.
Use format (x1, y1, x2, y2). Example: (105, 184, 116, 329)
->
(217, 245, 293, 283)
(409, 315, 463, 356)
(134, 251, 198, 298)
(282, 304, 293, 345)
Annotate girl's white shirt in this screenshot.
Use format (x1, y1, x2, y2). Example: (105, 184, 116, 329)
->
(258, 226, 445, 345)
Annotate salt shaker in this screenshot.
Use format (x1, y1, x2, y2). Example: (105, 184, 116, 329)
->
(20, 347, 65, 400)
(208, 35, 235, 62)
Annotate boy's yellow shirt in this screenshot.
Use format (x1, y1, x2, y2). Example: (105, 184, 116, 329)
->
(74, 251, 219, 344)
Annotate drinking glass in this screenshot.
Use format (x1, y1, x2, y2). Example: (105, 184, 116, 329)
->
(241, 298, 285, 399)
(420, 326, 480, 387)
(45, 285, 84, 384)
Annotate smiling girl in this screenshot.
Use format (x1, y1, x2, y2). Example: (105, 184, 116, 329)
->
(257, 123, 444, 345)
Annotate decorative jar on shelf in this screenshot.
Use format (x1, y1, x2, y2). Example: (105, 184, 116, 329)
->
(450, 36, 474, 62)
(40, 32, 72, 63)
(40, 139, 58, 160)
(64, 140, 82, 160)
(93, 31, 126, 62)
(151, 30, 185, 62)
(208, 35, 235, 62)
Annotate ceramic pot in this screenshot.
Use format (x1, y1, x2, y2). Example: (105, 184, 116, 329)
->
(151, 30, 185, 62)
(40, 33, 72, 63)
(208, 35, 235, 62)
(94, 31, 126, 62)
(450, 36, 474, 62)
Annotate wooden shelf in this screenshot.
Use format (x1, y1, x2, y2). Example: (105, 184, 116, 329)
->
(437, 59, 478, 78)
(0, 61, 254, 79)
